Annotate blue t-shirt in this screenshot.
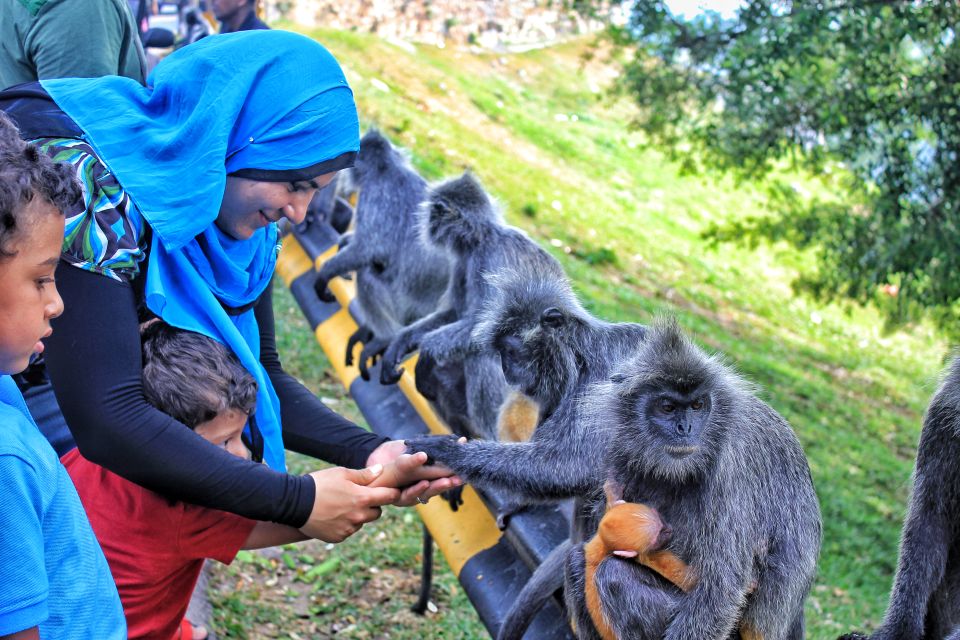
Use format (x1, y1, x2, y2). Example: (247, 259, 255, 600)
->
(0, 376, 126, 639)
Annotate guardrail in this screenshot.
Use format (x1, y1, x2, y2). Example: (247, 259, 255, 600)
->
(275, 212, 574, 640)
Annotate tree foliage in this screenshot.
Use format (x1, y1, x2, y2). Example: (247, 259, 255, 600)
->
(617, 1, 960, 335)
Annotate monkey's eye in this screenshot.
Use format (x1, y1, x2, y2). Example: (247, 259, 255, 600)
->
(691, 399, 704, 410)
(660, 400, 675, 413)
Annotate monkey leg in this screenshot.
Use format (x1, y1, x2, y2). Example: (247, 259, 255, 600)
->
(345, 325, 374, 367)
(410, 525, 434, 614)
(494, 502, 530, 530)
(592, 557, 680, 640)
(440, 486, 465, 512)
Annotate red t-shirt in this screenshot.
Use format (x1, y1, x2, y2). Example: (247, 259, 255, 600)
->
(62, 449, 256, 640)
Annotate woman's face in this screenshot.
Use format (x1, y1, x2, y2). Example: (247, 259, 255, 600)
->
(216, 172, 337, 240)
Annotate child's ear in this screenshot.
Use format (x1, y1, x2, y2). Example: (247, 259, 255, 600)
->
(603, 478, 625, 508)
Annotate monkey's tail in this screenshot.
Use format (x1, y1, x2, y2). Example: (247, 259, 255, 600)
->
(497, 539, 573, 640)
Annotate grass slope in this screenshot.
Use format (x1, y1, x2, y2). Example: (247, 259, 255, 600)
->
(210, 26, 950, 639)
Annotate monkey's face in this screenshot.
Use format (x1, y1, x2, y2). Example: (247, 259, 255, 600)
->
(494, 306, 579, 414)
(617, 384, 716, 481)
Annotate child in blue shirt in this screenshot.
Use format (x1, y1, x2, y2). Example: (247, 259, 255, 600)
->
(0, 111, 126, 639)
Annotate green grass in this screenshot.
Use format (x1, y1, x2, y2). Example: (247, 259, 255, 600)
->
(210, 27, 949, 638)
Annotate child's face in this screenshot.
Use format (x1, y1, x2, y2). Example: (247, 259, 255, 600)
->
(0, 199, 64, 374)
(194, 408, 250, 459)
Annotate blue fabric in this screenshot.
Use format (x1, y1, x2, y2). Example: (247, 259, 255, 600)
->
(41, 31, 361, 470)
(0, 376, 126, 639)
(41, 31, 359, 250)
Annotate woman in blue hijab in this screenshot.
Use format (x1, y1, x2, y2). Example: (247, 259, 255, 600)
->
(0, 30, 458, 543)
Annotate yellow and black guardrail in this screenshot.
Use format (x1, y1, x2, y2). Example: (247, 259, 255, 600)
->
(276, 211, 574, 639)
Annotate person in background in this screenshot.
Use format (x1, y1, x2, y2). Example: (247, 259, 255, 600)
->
(1, 0, 148, 456)
(0, 111, 126, 640)
(0, 0, 146, 92)
(211, 0, 267, 33)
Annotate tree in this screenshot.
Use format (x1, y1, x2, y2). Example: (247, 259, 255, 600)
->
(616, 1, 960, 335)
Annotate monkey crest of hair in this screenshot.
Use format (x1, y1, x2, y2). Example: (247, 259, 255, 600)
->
(0, 111, 80, 258)
(140, 322, 258, 429)
(353, 128, 412, 180)
(417, 172, 505, 254)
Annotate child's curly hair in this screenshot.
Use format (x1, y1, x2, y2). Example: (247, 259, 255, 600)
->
(0, 111, 80, 258)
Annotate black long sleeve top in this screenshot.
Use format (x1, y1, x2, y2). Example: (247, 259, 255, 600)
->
(44, 263, 388, 527)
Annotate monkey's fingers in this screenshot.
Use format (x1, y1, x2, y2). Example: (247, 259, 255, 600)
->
(358, 356, 372, 381)
(313, 277, 337, 303)
(380, 364, 404, 385)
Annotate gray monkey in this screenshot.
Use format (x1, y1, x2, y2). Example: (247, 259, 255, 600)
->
(311, 129, 450, 379)
(380, 172, 562, 439)
(404, 269, 648, 506)
(839, 358, 960, 640)
(404, 271, 648, 638)
(564, 319, 821, 640)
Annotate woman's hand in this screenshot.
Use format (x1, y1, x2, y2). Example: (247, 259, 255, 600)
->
(366, 440, 463, 507)
(299, 465, 401, 542)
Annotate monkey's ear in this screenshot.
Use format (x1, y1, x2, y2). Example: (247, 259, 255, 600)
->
(539, 307, 565, 329)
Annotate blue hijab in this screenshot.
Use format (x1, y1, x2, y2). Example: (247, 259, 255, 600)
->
(42, 31, 360, 470)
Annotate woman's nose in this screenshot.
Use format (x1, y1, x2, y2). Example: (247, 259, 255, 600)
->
(284, 190, 316, 225)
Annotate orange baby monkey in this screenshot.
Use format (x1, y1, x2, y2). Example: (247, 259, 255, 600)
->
(583, 501, 696, 640)
(582, 489, 761, 640)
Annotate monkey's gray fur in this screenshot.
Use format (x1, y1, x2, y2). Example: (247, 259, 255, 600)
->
(312, 130, 450, 378)
(403, 270, 648, 640)
(839, 358, 960, 640)
(404, 269, 648, 505)
(381, 172, 563, 438)
(563, 318, 821, 640)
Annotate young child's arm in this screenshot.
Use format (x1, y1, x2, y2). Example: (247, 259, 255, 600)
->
(0, 626, 40, 640)
(243, 523, 308, 550)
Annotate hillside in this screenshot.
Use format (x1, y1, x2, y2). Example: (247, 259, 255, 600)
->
(209, 27, 948, 639)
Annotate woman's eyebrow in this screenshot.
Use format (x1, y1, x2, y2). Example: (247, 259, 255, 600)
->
(292, 179, 321, 190)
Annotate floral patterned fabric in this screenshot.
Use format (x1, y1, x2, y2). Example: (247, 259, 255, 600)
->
(35, 137, 148, 282)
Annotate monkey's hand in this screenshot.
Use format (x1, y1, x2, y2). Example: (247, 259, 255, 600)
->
(313, 274, 337, 303)
(404, 434, 464, 466)
(836, 635, 869, 640)
(345, 326, 374, 368)
(380, 335, 415, 385)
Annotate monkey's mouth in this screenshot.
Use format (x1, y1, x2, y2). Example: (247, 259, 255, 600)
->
(664, 445, 698, 457)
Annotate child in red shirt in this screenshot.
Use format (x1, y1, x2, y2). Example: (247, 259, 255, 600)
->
(63, 321, 309, 640)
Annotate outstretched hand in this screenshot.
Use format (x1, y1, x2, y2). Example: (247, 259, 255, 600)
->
(299, 465, 400, 543)
(404, 434, 466, 467)
(366, 440, 463, 506)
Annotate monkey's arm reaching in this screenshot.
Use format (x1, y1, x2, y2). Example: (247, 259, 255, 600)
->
(405, 418, 603, 501)
(379, 308, 459, 385)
